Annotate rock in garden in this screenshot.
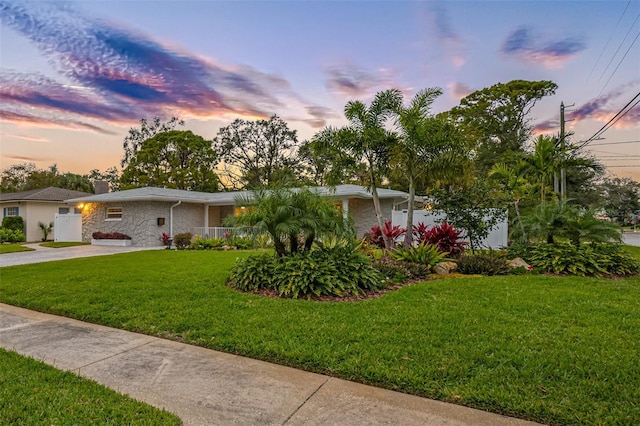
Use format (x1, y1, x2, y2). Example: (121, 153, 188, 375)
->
(509, 257, 530, 269)
(433, 261, 458, 275)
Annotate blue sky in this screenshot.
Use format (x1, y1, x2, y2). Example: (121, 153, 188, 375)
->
(1, 0, 638, 180)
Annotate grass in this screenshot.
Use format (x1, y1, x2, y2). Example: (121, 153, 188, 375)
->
(1, 250, 640, 425)
(0, 348, 180, 425)
(39, 241, 90, 248)
(0, 244, 34, 254)
(623, 244, 640, 259)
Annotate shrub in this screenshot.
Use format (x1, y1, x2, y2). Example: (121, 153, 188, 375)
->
(372, 257, 430, 281)
(364, 221, 406, 248)
(391, 242, 448, 267)
(229, 244, 387, 299)
(227, 237, 254, 250)
(415, 222, 466, 258)
(509, 242, 640, 277)
(92, 232, 131, 240)
(0, 228, 26, 243)
(190, 236, 225, 250)
(456, 253, 511, 276)
(2, 216, 24, 232)
(173, 233, 192, 249)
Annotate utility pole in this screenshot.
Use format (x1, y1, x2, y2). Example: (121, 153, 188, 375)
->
(560, 102, 566, 201)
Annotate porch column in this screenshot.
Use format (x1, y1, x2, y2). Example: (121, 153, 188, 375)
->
(342, 198, 349, 221)
(203, 204, 209, 235)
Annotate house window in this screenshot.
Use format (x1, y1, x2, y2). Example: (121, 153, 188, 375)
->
(4, 207, 19, 217)
(59, 207, 70, 214)
(106, 207, 123, 220)
(74, 208, 82, 214)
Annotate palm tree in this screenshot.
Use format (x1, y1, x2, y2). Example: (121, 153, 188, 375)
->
(229, 188, 350, 257)
(489, 161, 532, 241)
(521, 135, 559, 204)
(314, 90, 401, 248)
(391, 88, 441, 247)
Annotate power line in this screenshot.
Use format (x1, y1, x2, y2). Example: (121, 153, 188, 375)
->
(589, 140, 640, 146)
(578, 91, 640, 149)
(599, 29, 640, 95)
(598, 12, 639, 84)
(587, 0, 632, 82)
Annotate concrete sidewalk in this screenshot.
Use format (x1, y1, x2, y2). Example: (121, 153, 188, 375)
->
(0, 303, 540, 426)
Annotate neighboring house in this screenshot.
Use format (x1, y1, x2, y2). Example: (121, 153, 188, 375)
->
(66, 185, 410, 247)
(0, 187, 92, 242)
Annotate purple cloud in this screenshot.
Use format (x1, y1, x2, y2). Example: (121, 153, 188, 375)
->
(0, 0, 320, 132)
(325, 64, 395, 97)
(502, 27, 585, 68)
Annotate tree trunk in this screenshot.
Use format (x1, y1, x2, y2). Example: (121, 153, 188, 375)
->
(403, 177, 415, 248)
(370, 187, 390, 249)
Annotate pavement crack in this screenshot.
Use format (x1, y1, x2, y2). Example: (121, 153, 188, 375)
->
(75, 338, 157, 373)
(282, 377, 330, 425)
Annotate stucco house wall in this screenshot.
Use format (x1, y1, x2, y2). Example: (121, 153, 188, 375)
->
(348, 198, 396, 237)
(82, 201, 204, 247)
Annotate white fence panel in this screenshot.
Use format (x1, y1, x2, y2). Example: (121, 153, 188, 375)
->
(392, 210, 508, 249)
(54, 214, 83, 242)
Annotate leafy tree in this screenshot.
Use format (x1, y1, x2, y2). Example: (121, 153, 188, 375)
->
(120, 130, 219, 192)
(448, 80, 557, 173)
(432, 180, 508, 251)
(0, 162, 93, 193)
(598, 177, 640, 225)
(0, 162, 37, 192)
(313, 90, 401, 247)
(121, 117, 184, 169)
(213, 115, 301, 190)
(88, 167, 121, 192)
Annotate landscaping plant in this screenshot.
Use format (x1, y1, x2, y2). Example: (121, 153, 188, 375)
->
(456, 251, 512, 276)
(37, 221, 53, 241)
(172, 232, 192, 249)
(413, 222, 466, 258)
(364, 221, 406, 249)
(390, 242, 448, 267)
(0, 228, 26, 243)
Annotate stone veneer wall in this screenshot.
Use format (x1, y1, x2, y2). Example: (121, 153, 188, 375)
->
(82, 201, 204, 247)
(349, 198, 396, 237)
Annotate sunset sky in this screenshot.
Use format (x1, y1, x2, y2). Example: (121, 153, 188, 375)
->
(1, 0, 638, 181)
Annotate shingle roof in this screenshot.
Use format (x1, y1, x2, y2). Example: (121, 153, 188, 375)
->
(0, 187, 93, 202)
(65, 185, 409, 205)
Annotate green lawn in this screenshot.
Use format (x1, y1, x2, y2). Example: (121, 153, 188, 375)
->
(0, 244, 34, 254)
(0, 348, 180, 425)
(1, 250, 639, 425)
(39, 241, 90, 248)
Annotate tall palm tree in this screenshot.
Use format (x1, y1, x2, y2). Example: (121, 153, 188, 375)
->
(314, 90, 402, 248)
(391, 88, 442, 247)
(522, 135, 559, 204)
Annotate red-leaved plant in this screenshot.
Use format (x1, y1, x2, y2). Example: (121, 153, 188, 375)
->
(92, 231, 132, 240)
(364, 221, 406, 248)
(414, 222, 466, 258)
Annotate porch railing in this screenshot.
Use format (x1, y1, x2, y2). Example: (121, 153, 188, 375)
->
(192, 227, 255, 239)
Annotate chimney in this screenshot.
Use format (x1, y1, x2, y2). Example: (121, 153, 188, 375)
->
(94, 180, 109, 194)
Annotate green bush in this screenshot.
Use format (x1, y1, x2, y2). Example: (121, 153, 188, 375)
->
(391, 242, 448, 267)
(227, 237, 254, 250)
(2, 216, 24, 232)
(456, 253, 512, 276)
(372, 257, 430, 282)
(190, 236, 226, 250)
(229, 244, 387, 299)
(173, 233, 192, 249)
(508, 242, 640, 277)
(0, 228, 26, 243)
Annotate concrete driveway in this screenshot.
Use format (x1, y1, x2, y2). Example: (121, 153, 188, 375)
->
(0, 243, 162, 267)
(623, 231, 640, 247)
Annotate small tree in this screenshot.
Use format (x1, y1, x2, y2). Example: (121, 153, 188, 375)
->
(433, 181, 507, 251)
(38, 221, 53, 241)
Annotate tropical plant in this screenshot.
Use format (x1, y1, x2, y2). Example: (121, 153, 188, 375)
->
(510, 242, 639, 277)
(456, 252, 511, 276)
(229, 243, 386, 299)
(391, 242, 448, 267)
(37, 221, 53, 242)
(416, 222, 466, 258)
(364, 221, 406, 249)
(312, 90, 401, 247)
(371, 257, 431, 281)
(229, 188, 350, 257)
